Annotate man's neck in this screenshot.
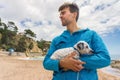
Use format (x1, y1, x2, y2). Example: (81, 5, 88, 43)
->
(66, 22, 80, 34)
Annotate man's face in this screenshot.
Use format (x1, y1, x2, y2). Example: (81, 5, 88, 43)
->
(59, 7, 75, 26)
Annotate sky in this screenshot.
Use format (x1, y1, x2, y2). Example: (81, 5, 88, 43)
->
(0, 0, 120, 58)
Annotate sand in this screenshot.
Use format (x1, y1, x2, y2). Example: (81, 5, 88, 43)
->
(0, 51, 120, 80)
(0, 52, 52, 80)
(98, 70, 120, 80)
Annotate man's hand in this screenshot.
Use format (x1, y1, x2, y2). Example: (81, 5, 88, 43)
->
(59, 51, 85, 72)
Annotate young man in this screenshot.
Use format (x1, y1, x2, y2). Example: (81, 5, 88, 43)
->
(43, 2, 111, 80)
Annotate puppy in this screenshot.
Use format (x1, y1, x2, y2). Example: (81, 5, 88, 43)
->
(50, 41, 93, 60)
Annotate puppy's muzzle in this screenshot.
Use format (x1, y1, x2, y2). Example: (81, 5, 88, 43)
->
(89, 50, 94, 53)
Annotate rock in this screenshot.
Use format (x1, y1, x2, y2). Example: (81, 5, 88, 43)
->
(111, 60, 120, 70)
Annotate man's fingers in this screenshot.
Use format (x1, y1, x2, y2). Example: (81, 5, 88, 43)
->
(79, 61, 86, 65)
(61, 51, 86, 72)
(72, 64, 84, 72)
(77, 60, 86, 65)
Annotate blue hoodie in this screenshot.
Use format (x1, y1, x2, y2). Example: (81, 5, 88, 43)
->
(43, 28, 111, 80)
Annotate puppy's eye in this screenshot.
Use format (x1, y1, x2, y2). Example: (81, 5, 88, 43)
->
(86, 46, 88, 48)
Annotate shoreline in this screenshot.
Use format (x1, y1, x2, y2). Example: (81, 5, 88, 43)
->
(101, 66, 120, 77)
(0, 51, 120, 80)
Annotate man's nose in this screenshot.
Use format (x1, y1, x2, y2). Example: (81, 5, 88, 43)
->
(59, 15, 62, 19)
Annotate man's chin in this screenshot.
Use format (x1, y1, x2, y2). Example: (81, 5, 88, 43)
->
(62, 23, 66, 26)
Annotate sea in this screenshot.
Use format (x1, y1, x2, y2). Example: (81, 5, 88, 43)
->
(21, 54, 120, 61)
(18, 53, 120, 78)
(19, 53, 120, 60)
(110, 54, 120, 60)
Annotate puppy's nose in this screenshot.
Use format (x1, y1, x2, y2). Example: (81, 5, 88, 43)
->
(90, 50, 94, 53)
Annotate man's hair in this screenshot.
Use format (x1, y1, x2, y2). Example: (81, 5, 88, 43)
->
(58, 2, 79, 22)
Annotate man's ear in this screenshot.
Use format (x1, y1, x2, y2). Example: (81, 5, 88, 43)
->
(73, 12, 77, 19)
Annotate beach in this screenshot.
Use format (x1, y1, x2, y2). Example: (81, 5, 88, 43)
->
(0, 51, 120, 80)
(0, 52, 53, 80)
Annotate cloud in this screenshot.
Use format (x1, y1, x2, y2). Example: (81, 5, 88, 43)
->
(79, 0, 120, 35)
(0, 0, 120, 41)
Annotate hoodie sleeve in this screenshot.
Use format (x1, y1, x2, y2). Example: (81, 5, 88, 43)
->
(80, 31, 111, 70)
(43, 38, 60, 72)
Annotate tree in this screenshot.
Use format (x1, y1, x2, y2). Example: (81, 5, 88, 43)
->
(8, 21, 18, 33)
(0, 18, 39, 57)
(37, 39, 51, 55)
(0, 18, 1, 26)
(0, 18, 18, 50)
(16, 36, 27, 52)
(24, 29, 36, 38)
(0, 18, 9, 45)
(28, 42, 34, 50)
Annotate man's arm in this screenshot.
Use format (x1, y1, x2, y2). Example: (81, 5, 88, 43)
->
(43, 40, 60, 72)
(43, 39, 85, 72)
(80, 31, 111, 70)
(59, 52, 85, 72)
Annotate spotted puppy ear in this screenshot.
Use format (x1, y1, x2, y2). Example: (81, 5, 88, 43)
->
(77, 43, 84, 50)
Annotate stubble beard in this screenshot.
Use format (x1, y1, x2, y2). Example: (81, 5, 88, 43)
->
(61, 20, 69, 26)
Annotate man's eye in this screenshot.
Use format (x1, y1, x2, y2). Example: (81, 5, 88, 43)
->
(86, 46, 88, 48)
(62, 12, 65, 15)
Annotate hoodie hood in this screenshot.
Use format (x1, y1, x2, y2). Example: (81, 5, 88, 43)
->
(60, 28, 90, 38)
